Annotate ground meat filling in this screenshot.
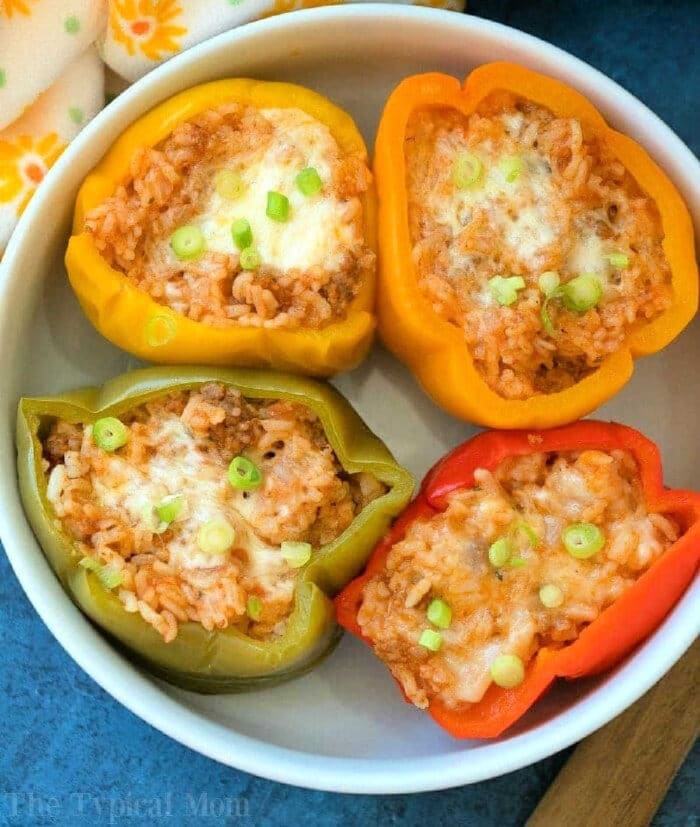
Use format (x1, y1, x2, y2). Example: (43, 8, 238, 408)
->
(42, 383, 385, 643)
(357, 450, 678, 710)
(405, 93, 672, 400)
(85, 103, 374, 329)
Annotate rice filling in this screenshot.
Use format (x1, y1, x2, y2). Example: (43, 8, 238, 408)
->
(42, 383, 385, 643)
(405, 93, 673, 400)
(357, 449, 678, 710)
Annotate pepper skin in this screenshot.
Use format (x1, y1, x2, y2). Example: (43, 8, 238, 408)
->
(17, 366, 413, 693)
(374, 64, 698, 428)
(336, 421, 700, 737)
(65, 79, 377, 377)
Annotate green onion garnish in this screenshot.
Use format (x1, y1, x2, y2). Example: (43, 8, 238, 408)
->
(510, 521, 540, 548)
(562, 522, 605, 559)
(488, 537, 512, 568)
(97, 565, 123, 590)
(488, 275, 526, 306)
(92, 417, 128, 452)
(426, 599, 452, 629)
(231, 218, 253, 250)
(538, 271, 561, 336)
(266, 190, 290, 222)
(79, 557, 122, 589)
(197, 519, 235, 555)
(606, 252, 629, 269)
(228, 456, 263, 491)
(141, 504, 168, 535)
(452, 151, 483, 189)
(155, 494, 184, 525)
(281, 541, 312, 568)
(215, 170, 245, 200)
(239, 247, 261, 270)
(538, 271, 561, 297)
(145, 314, 177, 348)
(539, 584, 564, 608)
(490, 654, 525, 688)
(560, 273, 603, 313)
(418, 629, 443, 652)
(296, 167, 323, 196)
(170, 225, 205, 260)
(500, 155, 522, 183)
(246, 596, 263, 621)
(509, 557, 527, 568)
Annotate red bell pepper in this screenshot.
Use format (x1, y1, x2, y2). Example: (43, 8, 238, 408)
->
(336, 421, 700, 738)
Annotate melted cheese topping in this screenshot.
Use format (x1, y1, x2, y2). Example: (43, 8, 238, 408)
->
(196, 107, 357, 271)
(357, 449, 679, 710)
(48, 417, 295, 603)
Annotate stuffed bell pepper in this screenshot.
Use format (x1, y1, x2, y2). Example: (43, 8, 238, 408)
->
(336, 421, 700, 737)
(375, 63, 698, 427)
(65, 79, 377, 376)
(17, 367, 413, 692)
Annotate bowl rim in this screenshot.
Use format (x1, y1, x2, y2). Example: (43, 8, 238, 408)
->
(0, 3, 698, 794)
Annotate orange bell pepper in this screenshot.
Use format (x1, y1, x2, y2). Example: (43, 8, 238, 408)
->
(66, 79, 377, 377)
(374, 64, 698, 428)
(336, 421, 700, 738)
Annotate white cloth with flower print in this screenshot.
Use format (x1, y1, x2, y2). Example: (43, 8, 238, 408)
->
(0, 0, 464, 254)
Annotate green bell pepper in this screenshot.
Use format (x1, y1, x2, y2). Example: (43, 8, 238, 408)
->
(17, 366, 414, 693)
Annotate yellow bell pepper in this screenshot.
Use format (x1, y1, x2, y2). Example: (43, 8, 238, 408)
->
(374, 64, 698, 428)
(66, 79, 377, 377)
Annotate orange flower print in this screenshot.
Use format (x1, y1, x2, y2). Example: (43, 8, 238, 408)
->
(0, 0, 38, 18)
(0, 134, 65, 217)
(110, 0, 187, 61)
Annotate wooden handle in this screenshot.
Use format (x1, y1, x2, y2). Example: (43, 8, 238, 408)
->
(527, 640, 699, 827)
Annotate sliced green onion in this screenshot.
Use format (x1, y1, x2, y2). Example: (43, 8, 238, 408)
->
(418, 629, 443, 652)
(490, 654, 525, 688)
(228, 456, 263, 491)
(197, 519, 235, 555)
(488, 537, 512, 568)
(488, 275, 526, 307)
(427, 599, 452, 630)
(155, 494, 184, 525)
(606, 252, 629, 269)
(562, 522, 605, 559)
(141, 503, 169, 535)
(539, 584, 564, 608)
(453, 151, 483, 189)
(97, 565, 123, 590)
(296, 166, 323, 196)
(246, 595, 263, 621)
(540, 295, 557, 336)
(170, 225, 205, 260)
(145, 314, 177, 348)
(79, 556, 122, 589)
(239, 247, 261, 270)
(281, 541, 312, 568)
(266, 190, 290, 222)
(560, 273, 603, 313)
(231, 218, 253, 250)
(509, 557, 527, 568)
(500, 155, 522, 183)
(215, 170, 245, 200)
(92, 417, 128, 452)
(538, 271, 561, 297)
(510, 521, 540, 548)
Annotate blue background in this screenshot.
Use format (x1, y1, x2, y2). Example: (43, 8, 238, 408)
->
(1, 1, 698, 824)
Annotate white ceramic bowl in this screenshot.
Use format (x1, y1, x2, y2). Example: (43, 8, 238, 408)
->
(1, 5, 698, 794)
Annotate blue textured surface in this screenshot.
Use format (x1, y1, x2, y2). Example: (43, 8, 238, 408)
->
(1, 1, 698, 824)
